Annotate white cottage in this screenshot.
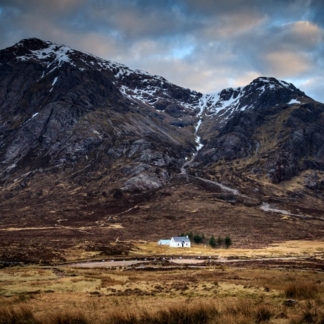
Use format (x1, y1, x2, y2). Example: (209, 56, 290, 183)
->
(158, 239, 171, 245)
(170, 236, 191, 248)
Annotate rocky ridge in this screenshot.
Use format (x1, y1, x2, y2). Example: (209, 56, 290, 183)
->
(1, 38, 323, 191)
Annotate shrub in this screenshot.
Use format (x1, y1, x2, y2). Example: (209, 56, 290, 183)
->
(255, 305, 272, 323)
(155, 303, 217, 324)
(290, 309, 324, 324)
(47, 311, 88, 324)
(0, 306, 38, 324)
(285, 283, 319, 299)
(102, 302, 217, 324)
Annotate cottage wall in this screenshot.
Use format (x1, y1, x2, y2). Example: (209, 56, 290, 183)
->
(170, 237, 191, 248)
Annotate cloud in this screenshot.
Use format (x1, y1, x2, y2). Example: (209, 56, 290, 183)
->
(297, 76, 324, 102)
(263, 51, 312, 77)
(269, 21, 323, 51)
(200, 11, 267, 40)
(0, 0, 324, 102)
(87, 2, 199, 39)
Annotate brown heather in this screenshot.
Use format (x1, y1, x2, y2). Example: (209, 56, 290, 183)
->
(0, 242, 323, 324)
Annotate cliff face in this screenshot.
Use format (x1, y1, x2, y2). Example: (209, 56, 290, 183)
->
(198, 99, 324, 183)
(1, 38, 324, 247)
(0, 38, 202, 192)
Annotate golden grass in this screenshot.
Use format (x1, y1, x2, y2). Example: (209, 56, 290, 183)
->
(0, 305, 38, 324)
(0, 262, 323, 323)
(0, 240, 323, 323)
(3, 296, 324, 324)
(131, 240, 324, 259)
(285, 282, 319, 299)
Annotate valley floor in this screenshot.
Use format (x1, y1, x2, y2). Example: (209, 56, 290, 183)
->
(0, 240, 324, 323)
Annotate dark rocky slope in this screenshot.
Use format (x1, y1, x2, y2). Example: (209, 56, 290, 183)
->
(0, 38, 201, 192)
(197, 96, 324, 184)
(0, 38, 324, 253)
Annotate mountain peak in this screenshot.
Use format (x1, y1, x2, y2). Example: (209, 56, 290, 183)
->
(16, 37, 52, 50)
(202, 76, 308, 122)
(0, 37, 76, 69)
(250, 76, 300, 93)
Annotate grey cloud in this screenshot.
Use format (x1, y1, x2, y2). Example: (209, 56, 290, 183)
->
(0, 0, 324, 102)
(266, 21, 323, 51)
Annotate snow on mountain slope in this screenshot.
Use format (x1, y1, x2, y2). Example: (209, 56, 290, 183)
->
(5, 38, 309, 133)
(200, 77, 308, 124)
(10, 38, 202, 114)
(1, 37, 322, 197)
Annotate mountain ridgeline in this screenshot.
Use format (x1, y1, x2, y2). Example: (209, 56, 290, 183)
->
(1, 38, 324, 243)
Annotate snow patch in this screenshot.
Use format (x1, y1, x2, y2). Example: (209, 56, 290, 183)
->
(288, 98, 301, 105)
(195, 121, 204, 151)
(6, 163, 17, 171)
(22, 112, 39, 126)
(196, 177, 241, 195)
(278, 80, 291, 89)
(195, 119, 202, 133)
(52, 76, 58, 86)
(203, 89, 243, 116)
(260, 203, 291, 215)
(260, 203, 307, 219)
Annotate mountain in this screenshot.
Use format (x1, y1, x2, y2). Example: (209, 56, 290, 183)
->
(196, 78, 324, 184)
(1, 38, 324, 258)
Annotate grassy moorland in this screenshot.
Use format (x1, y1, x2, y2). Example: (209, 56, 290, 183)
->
(0, 240, 323, 323)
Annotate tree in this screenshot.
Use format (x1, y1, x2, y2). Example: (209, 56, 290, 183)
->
(217, 236, 223, 247)
(209, 235, 216, 248)
(193, 234, 203, 244)
(180, 232, 193, 241)
(225, 236, 232, 249)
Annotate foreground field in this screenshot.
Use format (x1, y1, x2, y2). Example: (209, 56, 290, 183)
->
(0, 240, 324, 323)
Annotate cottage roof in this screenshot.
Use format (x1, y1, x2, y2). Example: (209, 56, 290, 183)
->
(171, 236, 190, 243)
(158, 239, 171, 243)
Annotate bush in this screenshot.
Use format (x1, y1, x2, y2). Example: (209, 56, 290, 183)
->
(0, 306, 38, 324)
(255, 305, 272, 323)
(48, 312, 88, 324)
(104, 302, 218, 324)
(153, 303, 217, 324)
(285, 283, 319, 299)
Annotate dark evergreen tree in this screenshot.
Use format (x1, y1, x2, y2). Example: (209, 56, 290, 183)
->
(209, 235, 216, 248)
(225, 236, 232, 249)
(217, 236, 223, 247)
(193, 234, 203, 244)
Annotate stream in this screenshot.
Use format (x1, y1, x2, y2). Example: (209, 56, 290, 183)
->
(179, 114, 310, 220)
(179, 113, 244, 197)
(180, 116, 204, 174)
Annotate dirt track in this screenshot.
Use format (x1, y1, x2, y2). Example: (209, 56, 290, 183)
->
(66, 256, 324, 271)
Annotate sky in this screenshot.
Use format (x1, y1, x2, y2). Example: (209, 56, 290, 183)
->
(1, 0, 324, 102)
